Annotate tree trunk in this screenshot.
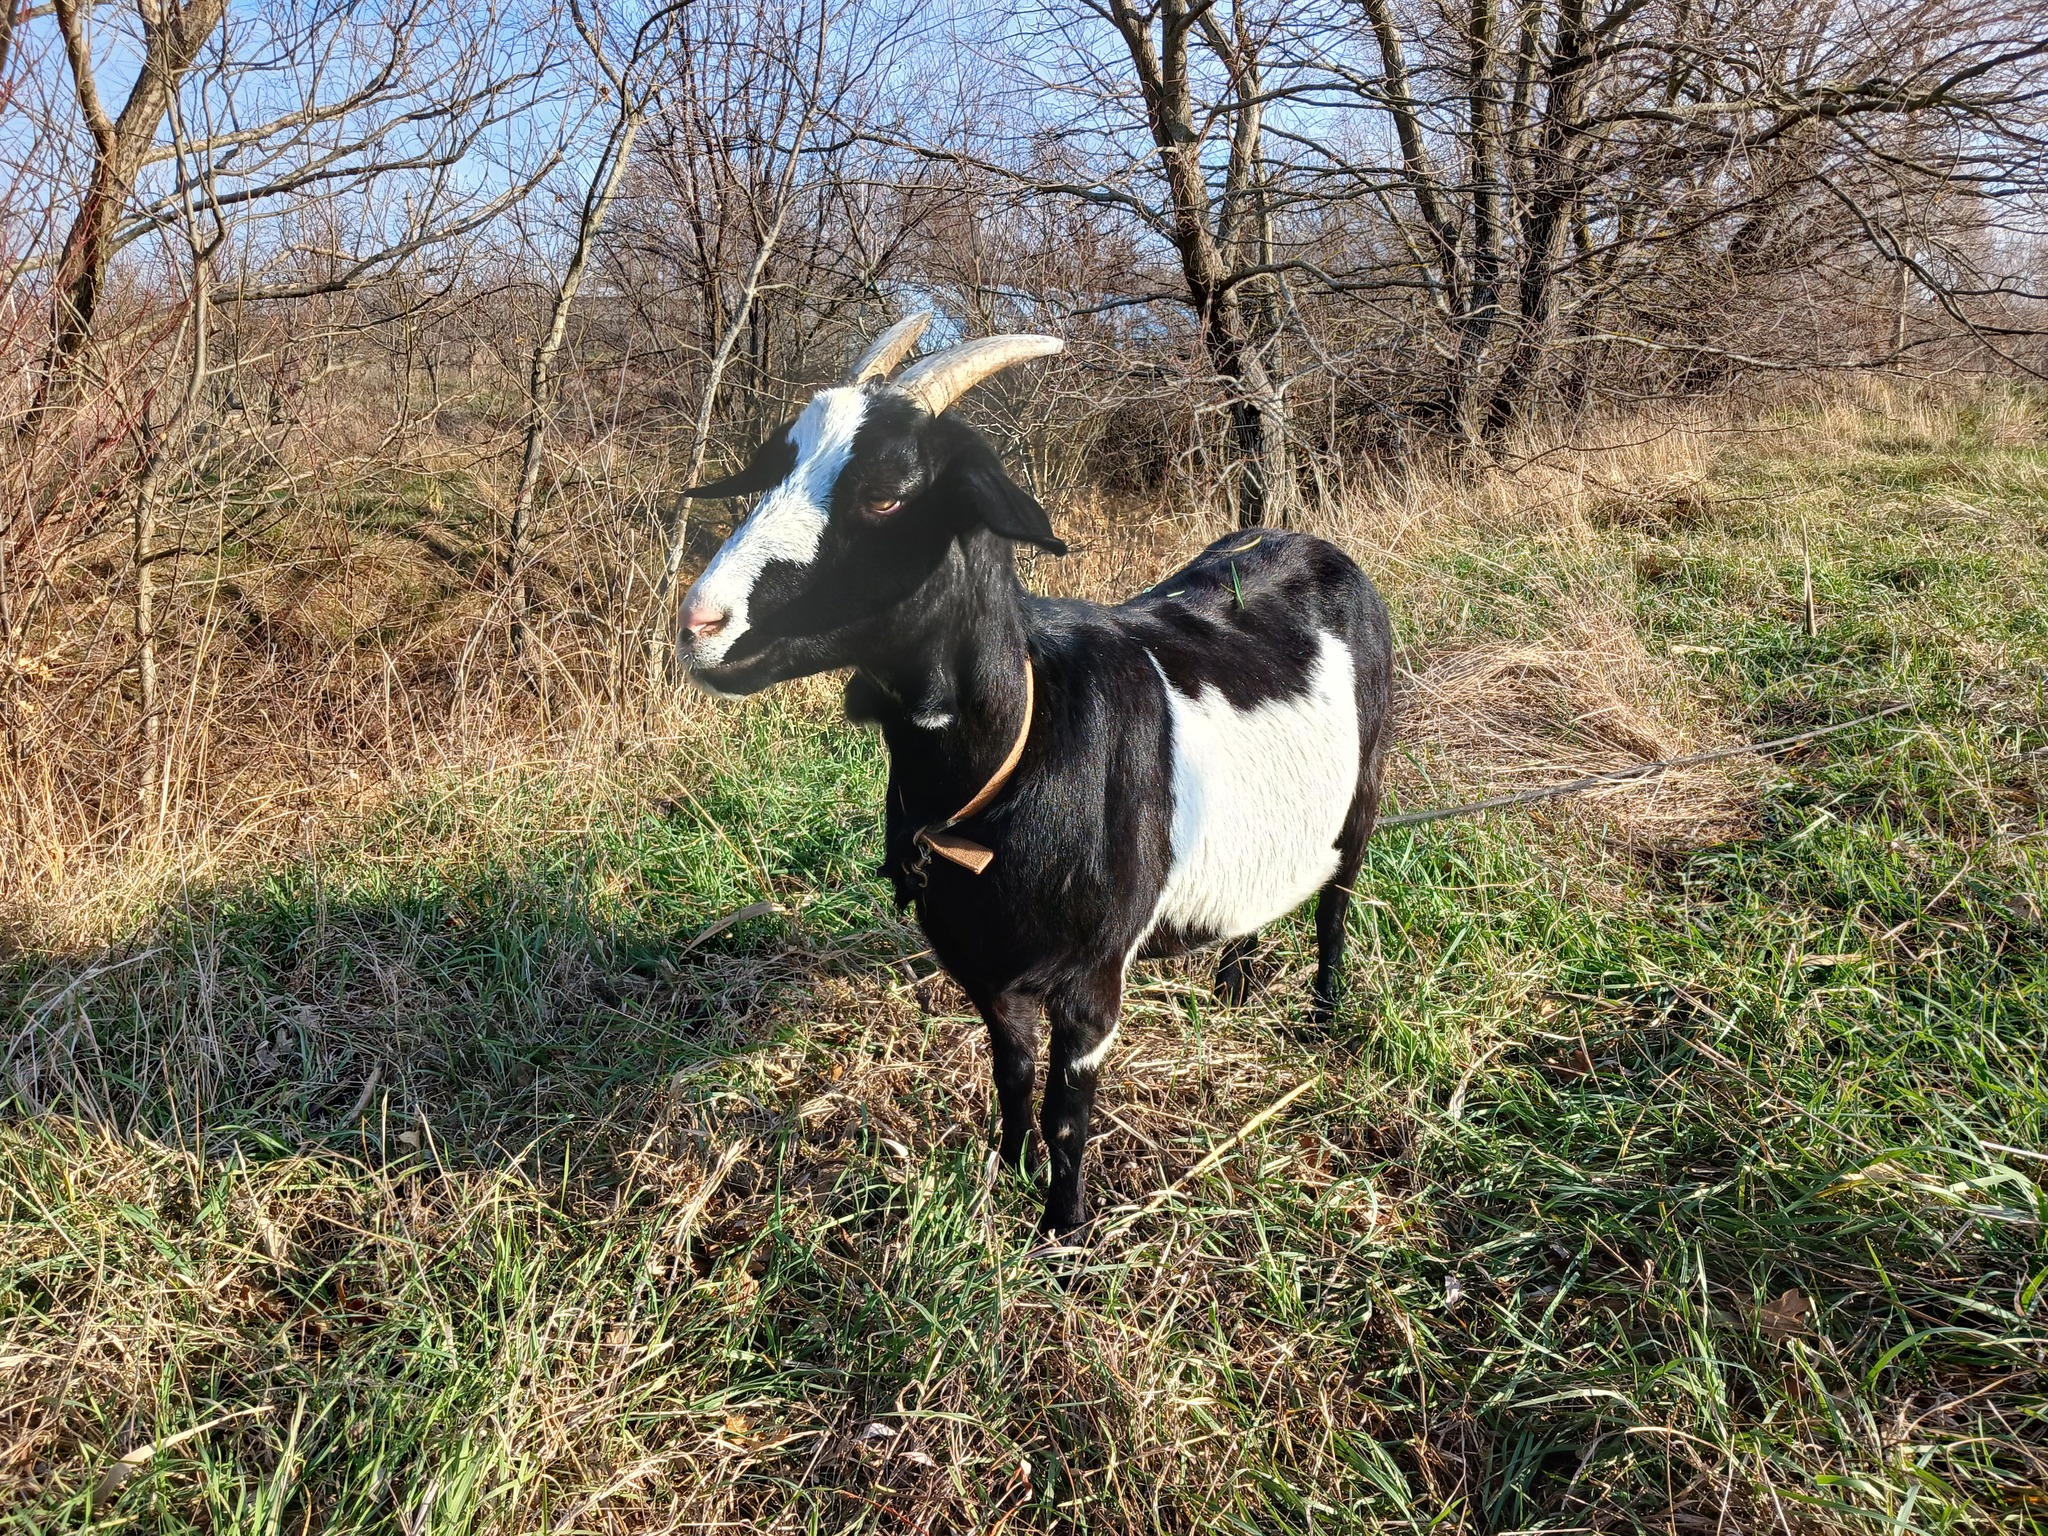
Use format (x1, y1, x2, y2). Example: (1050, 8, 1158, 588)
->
(1355, 0, 1464, 319)
(1482, 0, 1594, 441)
(1893, 258, 1911, 360)
(41, 0, 230, 413)
(508, 109, 644, 665)
(1219, 326, 1294, 528)
(1454, 0, 1508, 437)
(0, 0, 21, 83)
(133, 465, 160, 767)
(1108, 0, 1295, 528)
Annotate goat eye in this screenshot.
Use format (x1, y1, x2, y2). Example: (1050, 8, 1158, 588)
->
(864, 497, 903, 517)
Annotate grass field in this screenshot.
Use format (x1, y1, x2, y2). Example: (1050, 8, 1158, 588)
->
(5, 385, 2047, 1532)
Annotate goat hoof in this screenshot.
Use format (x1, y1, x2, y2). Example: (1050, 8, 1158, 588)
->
(1028, 1220, 1093, 1263)
(1038, 1204, 1090, 1241)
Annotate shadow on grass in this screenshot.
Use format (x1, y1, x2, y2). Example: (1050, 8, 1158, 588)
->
(3, 745, 923, 1171)
(1, 773, 1072, 1529)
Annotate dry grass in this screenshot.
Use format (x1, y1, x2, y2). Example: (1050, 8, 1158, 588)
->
(5, 398, 1753, 942)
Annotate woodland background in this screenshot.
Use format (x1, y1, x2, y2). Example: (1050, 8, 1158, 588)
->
(4, 0, 2047, 911)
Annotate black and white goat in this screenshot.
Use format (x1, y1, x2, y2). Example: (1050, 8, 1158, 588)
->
(677, 315, 1394, 1236)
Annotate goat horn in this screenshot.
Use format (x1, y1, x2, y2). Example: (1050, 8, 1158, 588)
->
(847, 311, 933, 385)
(892, 334, 1063, 416)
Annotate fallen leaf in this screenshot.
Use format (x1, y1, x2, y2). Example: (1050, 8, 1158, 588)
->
(727, 1271, 759, 1308)
(1759, 1287, 1812, 1342)
(256, 1217, 287, 1267)
(1635, 547, 1683, 582)
(1547, 1043, 1598, 1079)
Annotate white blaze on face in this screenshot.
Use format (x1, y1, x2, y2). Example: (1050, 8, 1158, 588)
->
(1144, 631, 1360, 943)
(683, 386, 871, 668)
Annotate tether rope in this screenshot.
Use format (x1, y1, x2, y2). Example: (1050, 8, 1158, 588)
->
(1377, 702, 1913, 830)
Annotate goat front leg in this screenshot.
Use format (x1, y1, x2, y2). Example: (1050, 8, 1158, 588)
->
(1039, 965, 1123, 1237)
(969, 986, 1041, 1172)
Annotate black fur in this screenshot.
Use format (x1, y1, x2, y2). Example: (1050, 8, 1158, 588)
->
(682, 394, 1393, 1236)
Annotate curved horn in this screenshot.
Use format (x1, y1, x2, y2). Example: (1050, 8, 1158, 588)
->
(847, 311, 933, 385)
(892, 334, 1063, 416)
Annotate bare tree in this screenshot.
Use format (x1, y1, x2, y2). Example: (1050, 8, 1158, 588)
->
(504, 0, 683, 665)
(37, 0, 232, 414)
(1031, 0, 1303, 526)
(624, 0, 873, 663)
(1310, 0, 2048, 439)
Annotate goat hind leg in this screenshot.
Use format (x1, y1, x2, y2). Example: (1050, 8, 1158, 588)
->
(1214, 935, 1257, 1005)
(1311, 870, 1359, 1023)
(1313, 796, 1377, 1022)
(1315, 743, 1384, 1023)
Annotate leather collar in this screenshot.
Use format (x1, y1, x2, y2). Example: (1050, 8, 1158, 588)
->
(914, 657, 1034, 875)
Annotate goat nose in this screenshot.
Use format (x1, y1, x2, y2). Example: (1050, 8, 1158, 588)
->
(682, 602, 730, 641)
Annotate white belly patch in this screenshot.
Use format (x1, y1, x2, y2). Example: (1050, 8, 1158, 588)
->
(1145, 631, 1359, 943)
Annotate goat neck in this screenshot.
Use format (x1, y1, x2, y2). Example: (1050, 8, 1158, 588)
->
(848, 525, 1033, 828)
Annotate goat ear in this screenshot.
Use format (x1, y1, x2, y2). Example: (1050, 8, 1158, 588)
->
(681, 431, 797, 499)
(938, 436, 1068, 555)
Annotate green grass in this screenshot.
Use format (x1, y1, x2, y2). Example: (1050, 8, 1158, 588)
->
(5, 392, 2047, 1531)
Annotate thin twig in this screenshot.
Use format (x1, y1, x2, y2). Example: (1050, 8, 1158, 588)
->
(1089, 1074, 1322, 1244)
(1801, 520, 1819, 638)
